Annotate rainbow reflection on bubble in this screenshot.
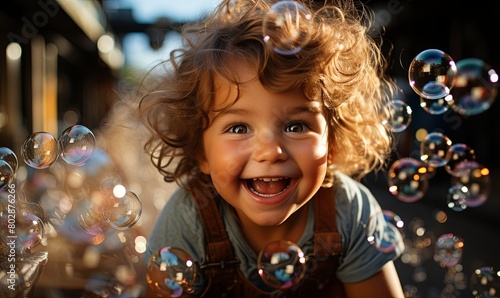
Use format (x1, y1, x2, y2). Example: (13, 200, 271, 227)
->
(257, 240, 306, 290)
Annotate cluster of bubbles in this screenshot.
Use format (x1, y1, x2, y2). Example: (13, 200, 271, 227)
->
(146, 240, 307, 297)
(386, 49, 494, 210)
(1, 124, 144, 297)
(21, 124, 96, 170)
(384, 48, 497, 297)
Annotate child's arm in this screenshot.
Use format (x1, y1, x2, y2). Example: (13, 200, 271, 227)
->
(343, 261, 404, 298)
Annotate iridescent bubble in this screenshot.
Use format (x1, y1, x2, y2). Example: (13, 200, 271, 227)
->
(16, 212, 45, 251)
(450, 161, 491, 207)
(470, 266, 500, 298)
(0, 147, 19, 173)
(433, 233, 464, 268)
(444, 143, 476, 177)
(0, 196, 45, 252)
(388, 157, 429, 203)
(146, 246, 196, 297)
(446, 185, 469, 212)
(262, 1, 312, 55)
(257, 240, 306, 289)
(381, 99, 413, 133)
(59, 125, 96, 167)
(408, 49, 457, 99)
(0, 160, 14, 191)
(366, 210, 404, 253)
(420, 95, 451, 115)
(21, 132, 59, 169)
(420, 132, 453, 167)
(449, 58, 498, 116)
(101, 185, 142, 230)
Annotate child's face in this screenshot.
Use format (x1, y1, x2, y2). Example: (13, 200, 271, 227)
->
(199, 60, 329, 227)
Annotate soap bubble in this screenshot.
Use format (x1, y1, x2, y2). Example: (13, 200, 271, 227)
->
(388, 157, 429, 203)
(146, 246, 196, 297)
(262, 1, 313, 55)
(434, 233, 463, 268)
(470, 266, 500, 298)
(420, 132, 452, 167)
(444, 143, 476, 177)
(381, 99, 413, 133)
(0, 194, 45, 252)
(257, 240, 306, 290)
(366, 210, 404, 253)
(408, 49, 457, 99)
(420, 95, 451, 115)
(58, 125, 96, 166)
(449, 58, 498, 116)
(100, 185, 142, 230)
(446, 184, 468, 212)
(0, 160, 14, 191)
(21, 132, 59, 169)
(450, 161, 491, 207)
(0, 147, 19, 173)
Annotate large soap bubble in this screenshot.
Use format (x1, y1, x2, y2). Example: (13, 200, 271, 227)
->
(21, 132, 59, 169)
(388, 158, 429, 203)
(262, 1, 313, 55)
(408, 49, 457, 99)
(146, 246, 196, 297)
(58, 124, 96, 167)
(257, 240, 306, 290)
(449, 58, 498, 116)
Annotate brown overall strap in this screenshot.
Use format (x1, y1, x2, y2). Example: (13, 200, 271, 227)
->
(190, 187, 238, 294)
(314, 186, 342, 256)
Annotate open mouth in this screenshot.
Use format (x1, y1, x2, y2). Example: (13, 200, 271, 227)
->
(246, 177, 291, 197)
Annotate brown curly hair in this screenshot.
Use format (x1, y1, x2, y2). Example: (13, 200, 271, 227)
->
(139, 0, 396, 191)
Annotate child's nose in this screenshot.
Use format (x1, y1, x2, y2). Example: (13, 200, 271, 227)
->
(252, 129, 288, 163)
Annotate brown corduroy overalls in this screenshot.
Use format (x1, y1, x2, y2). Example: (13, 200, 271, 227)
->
(189, 186, 346, 298)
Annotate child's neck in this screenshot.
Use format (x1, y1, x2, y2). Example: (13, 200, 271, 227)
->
(235, 204, 310, 254)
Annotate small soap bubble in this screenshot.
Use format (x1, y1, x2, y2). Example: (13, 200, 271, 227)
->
(381, 99, 413, 133)
(408, 49, 457, 99)
(0, 160, 14, 191)
(470, 266, 500, 298)
(450, 161, 491, 207)
(444, 143, 476, 177)
(257, 240, 306, 290)
(59, 125, 96, 167)
(21, 132, 59, 169)
(388, 157, 429, 203)
(420, 95, 451, 115)
(446, 185, 469, 212)
(16, 212, 45, 251)
(366, 210, 404, 253)
(420, 132, 452, 167)
(101, 187, 142, 230)
(433, 233, 463, 268)
(449, 58, 498, 116)
(146, 247, 196, 297)
(0, 147, 19, 173)
(262, 1, 313, 55)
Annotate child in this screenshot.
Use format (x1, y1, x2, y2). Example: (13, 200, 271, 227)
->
(139, 0, 404, 297)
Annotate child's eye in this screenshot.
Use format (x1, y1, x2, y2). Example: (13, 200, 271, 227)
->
(285, 122, 308, 133)
(226, 124, 249, 134)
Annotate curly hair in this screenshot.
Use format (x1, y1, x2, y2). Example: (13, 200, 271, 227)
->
(139, 0, 397, 191)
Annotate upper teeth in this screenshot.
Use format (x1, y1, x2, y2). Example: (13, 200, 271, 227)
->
(253, 178, 283, 182)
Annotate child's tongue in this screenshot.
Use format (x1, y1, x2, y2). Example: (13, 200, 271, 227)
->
(249, 179, 288, 195)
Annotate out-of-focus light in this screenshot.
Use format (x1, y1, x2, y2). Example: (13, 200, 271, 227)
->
(6, 42, 22, 60)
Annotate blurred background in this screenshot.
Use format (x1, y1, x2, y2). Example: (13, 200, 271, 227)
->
(0, 0, 498, 297)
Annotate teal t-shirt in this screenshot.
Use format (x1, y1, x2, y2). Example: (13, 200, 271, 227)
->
(145, 172, 403, 293)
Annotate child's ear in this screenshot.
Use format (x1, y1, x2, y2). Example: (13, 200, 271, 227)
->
(197, 154, 210, 175)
